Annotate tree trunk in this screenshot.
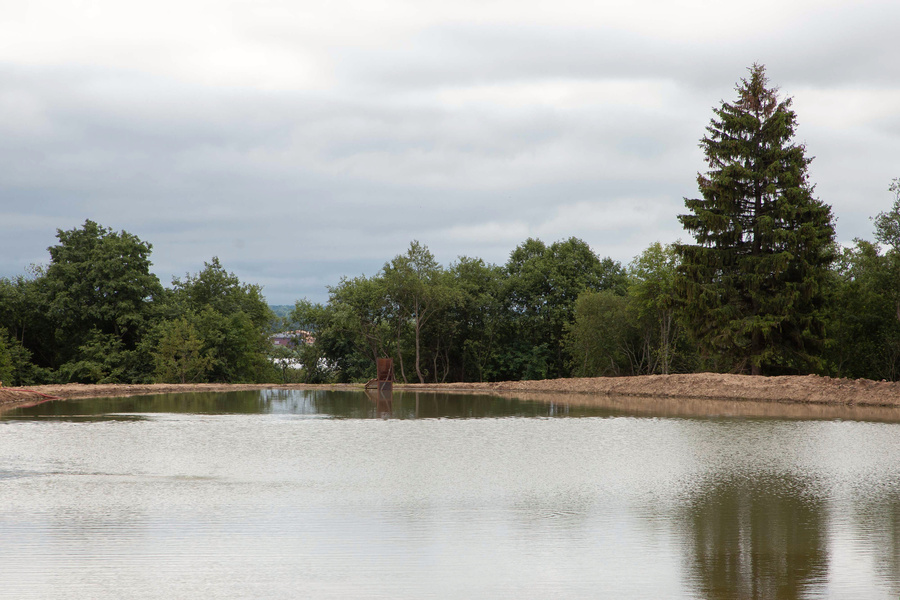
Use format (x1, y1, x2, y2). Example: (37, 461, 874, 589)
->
(750, 328, 763, 375)
(659, 311, 670, 375)
(395, 326, 408, 384)
(414, 316, 424, 384)
(432, 342, 439, 383)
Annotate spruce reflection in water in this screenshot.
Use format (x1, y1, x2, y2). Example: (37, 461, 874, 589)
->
(679, 474, 828, 600)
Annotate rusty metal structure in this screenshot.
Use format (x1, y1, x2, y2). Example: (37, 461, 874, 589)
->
(365, 358, 394, 392)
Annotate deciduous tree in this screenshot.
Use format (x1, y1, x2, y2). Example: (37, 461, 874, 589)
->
(628, 242, 683, 374)
(383, 241, 447, 384)
(872, 177, 900, 323)
(505, 237, 626, 379)
(165, 258, 276, 382)
(153, 317, 214, 383)
(39, 220, 163, 380)
(564, 290, 633, 376)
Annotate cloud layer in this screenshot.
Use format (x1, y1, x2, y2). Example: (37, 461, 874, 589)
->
(2, 0, 899, 303)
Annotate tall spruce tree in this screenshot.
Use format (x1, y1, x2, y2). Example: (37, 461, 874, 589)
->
(676, 64, 836, 375)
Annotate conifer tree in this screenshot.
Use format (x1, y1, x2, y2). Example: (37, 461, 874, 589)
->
(676, 64, 836, 375)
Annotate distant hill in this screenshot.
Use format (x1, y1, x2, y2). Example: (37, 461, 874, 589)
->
(269, 305, 294, 319)
(269, 305, 297, 332)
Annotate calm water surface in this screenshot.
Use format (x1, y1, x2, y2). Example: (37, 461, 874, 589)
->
(2, 390, 899, 599)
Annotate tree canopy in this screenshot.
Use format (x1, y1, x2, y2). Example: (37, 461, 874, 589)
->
(31, 220, 163, 382)
(676, 64, 836, 375)
(0, 222, 278, 385)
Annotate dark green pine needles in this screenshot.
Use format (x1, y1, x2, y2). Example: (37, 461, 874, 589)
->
(676, 64, 836, 375)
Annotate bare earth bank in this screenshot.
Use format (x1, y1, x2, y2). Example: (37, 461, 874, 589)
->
(3, 374, 900, 410)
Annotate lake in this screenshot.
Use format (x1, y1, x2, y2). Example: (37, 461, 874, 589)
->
(1, 389, 899, 599)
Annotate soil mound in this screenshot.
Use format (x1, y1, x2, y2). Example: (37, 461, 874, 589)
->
(0, 388, 58, 406)
(401, 373, 900, 407)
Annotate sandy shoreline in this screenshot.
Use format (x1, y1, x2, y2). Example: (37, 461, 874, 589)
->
(3, 373, 900, 409)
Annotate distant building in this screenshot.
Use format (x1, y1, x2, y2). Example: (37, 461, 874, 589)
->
(270, 330, 315, 348)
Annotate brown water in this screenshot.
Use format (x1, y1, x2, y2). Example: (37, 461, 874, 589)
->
(1, 390, 899, 599)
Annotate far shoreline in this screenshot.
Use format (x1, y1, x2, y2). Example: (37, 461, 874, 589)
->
(3, 373, 900, 410)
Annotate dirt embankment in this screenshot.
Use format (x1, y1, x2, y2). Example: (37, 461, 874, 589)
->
(401, 373, 900, 407)
(2, 373, 900, 409)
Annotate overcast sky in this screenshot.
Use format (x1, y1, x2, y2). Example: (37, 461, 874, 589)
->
(2, 0, 899, 304)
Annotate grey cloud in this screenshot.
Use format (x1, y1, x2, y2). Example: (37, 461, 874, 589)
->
(2, 4, 899, 304)
(334, 3, 900, 94)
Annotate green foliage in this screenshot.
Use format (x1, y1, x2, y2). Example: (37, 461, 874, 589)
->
(445, 257, 506, 382)
(504, 237, 625, 379)
(676, 65, 836, 375)
(267, 344, 304, 384)
(2, 335, 50, 387)
(296, 342, 335, 383)
(58, 330, 129, 384)
(157, 259, 278, 383)
(172, 257, 272, 330)
(0, 226, 286, 385)
(873, 178, 900, 251)
(383, 241, 452, 383)
(563, 242, 698, 378)
(0, 334, 13, 385)
(824, 241, 900, 379)
(869, 178, 900, 326)
(41, 220, 164, 375)
(0, 276, 42, 383)
(301, 237, 628, 383)
(152, 317, 215, 383)
(323, 276, 393, 381)
(4, 220, 164, 382)
(628, 242, 694, 374)
(565, 290, 633, 376)
(313, 242, 467, 384)
(268, 305, 295, 322)
(0, 274, 42, 348)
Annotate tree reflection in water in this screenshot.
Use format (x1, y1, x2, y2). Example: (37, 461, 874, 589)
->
(851, 493, 900, 592)
(679, 474, 827, 600)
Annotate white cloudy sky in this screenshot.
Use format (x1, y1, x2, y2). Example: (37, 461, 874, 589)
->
(2, 0, 899, 304)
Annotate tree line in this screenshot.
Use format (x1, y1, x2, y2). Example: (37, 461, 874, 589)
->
(2, 64, 900, 385)
(0, 220, 276, 385)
